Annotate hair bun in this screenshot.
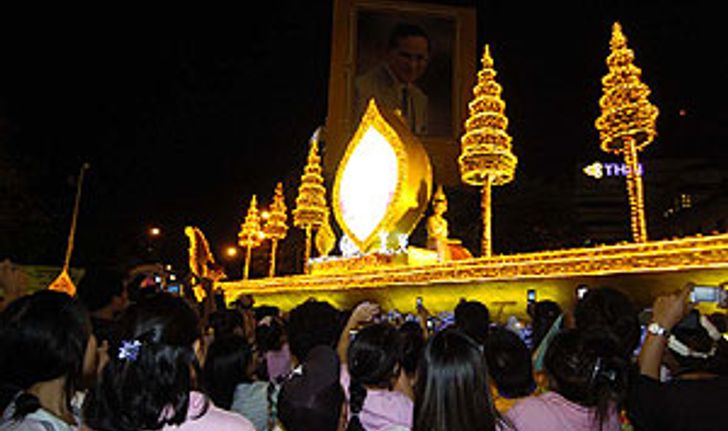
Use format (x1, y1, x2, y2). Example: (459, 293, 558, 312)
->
(12, 392, 41, 419)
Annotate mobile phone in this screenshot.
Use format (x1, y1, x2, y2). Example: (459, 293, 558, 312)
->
(166, 284, 180, 294)
(576, 285, 589, 300)
(690, 286, 723, 303)
(527, 289, 536, 304)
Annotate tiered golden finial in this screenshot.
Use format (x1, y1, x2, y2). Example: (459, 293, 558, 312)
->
(263, 182, 288, 277)
(459, 45, 517, 257)
(595, 22, 658, 243)
(293, 130, 329, 270)
(238, 195, 264, 279)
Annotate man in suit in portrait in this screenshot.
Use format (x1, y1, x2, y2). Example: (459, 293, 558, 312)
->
(355, 23, 431, 135)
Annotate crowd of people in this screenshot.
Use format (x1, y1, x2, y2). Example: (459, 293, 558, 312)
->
(1, 263, 728, 431)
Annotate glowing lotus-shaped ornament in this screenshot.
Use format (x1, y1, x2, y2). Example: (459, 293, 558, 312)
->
(333, 99, 432, 253)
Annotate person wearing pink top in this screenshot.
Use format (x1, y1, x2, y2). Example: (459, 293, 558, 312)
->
(163, 391, 254, 431)
(506, 391, 620, 431)
(340, 364, 412, 431)
(82, 293, 254, 431)
(505, 328, 627, 431)
(337, 302, 413, 431)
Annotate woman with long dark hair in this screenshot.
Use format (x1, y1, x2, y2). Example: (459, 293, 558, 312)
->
(82, 292, 254, 431)
(344, 322, 411, 431)
(0, 290, 98, 431)
(203, 334, 269, 431)
(336, 301, 411, 431)
(413, 328, 505, 431)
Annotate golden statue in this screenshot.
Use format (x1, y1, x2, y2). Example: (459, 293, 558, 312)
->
(426, 185, 472, 261)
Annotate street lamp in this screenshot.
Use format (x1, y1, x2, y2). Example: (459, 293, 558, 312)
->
(225, 246, 239, 259)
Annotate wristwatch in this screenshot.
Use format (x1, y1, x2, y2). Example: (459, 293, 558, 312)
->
(647, 321, 670, 337)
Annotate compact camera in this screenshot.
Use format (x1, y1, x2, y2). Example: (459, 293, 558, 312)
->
(689, 285, 727, 304)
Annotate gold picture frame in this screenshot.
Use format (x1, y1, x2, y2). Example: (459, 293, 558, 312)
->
(324, 0, 477, 186)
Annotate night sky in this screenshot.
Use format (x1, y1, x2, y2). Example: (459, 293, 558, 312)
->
(1, 2, 726, 271)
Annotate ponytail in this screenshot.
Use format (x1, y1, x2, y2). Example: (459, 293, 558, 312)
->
(588, 355, 629, 431)
(9, 392, 41, 420)
(545, 329, 629, 431)
(346, 379, 367, 431)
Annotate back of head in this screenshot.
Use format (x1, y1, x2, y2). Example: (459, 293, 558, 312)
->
(83, 292, 203, 431)
(484, 327, 535, 398)
(0, 290, 90, 419)
(208, 309, 244, 339)
(278, 345, 344, 431)
(256, 316, 285, 353)
(414, 329, 499, 431)
(254, 305, 280, 321)
(203, 334, 253, 410)
(287, 300, 341, 362)
(398, 321, 425, 377)
(574, 287, 640, 359)
(454, 300, 490, 345)
(348, 323, 400, 386)
(76, 267, 126, 313)
(544, 328, 628, 429)
(347, 323, 400, 431)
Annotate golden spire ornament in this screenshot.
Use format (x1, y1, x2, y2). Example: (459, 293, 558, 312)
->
(459, 45, 517, 257)
(293, 130, 329, 271)
(595, 22, 658, 243)
(238, 195, 264, 280)
(263, 182, 288, 277)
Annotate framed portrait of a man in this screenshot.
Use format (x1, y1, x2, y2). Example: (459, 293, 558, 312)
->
(325, 0, 476, 186)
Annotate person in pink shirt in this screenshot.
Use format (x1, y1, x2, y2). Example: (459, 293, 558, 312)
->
(506, 328, 627, 431)
(337, 302, 413, 431)
(82, 293, 254, 431)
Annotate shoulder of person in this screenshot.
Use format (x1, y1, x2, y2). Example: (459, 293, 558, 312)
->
(505, 393, 555, 423)
(198, 404, 256, 430)
(233, 381, 268, 398)
(0, 412, 76, 431)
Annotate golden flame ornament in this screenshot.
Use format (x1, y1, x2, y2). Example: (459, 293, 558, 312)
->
(595, 22, 659, 243)
(315, 215, 336, 258)
(459, 45, 517, 257)
(333, 99, 432, 253)
(185, 226, 218, 280)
